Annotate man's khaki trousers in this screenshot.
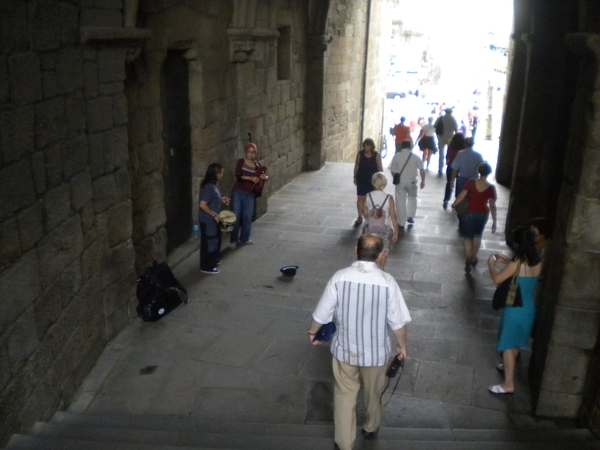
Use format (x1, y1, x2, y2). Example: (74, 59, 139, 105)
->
(332, 358, 388, 450)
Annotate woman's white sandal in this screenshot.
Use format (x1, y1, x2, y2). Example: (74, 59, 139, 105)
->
(488, 384, 514, 395)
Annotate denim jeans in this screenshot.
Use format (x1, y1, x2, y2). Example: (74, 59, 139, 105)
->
(230, 189, 255, 244)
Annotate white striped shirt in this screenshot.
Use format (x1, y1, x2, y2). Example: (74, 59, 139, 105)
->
(312, 261, 411, 367)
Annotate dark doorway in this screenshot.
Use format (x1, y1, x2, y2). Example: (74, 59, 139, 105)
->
(162, 51, 192, 253)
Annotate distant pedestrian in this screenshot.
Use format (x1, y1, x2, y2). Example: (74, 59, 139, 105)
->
(389, 140, 425, 228)
(528, 217, 553, 261)
(449, 137, 483, 196)
(230, 143, 269, 248)
(449, 137, 484, 233)
(470, 115, 479, 138)
(309, 234, 411, 450)
(459, 120, 468, 135)
(362, 172, 399, 270)
(437, 108, 458, 175)
(198, 163, 231, 274)
(391, 116, 413, 152)
(452, 162, 497, 273)
(416, 116, 436, 169)
(442, 132, 466, 210)
(353, 138, 383, 226)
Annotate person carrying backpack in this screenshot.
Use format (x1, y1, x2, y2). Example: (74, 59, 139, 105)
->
(362, 172, 399, 269)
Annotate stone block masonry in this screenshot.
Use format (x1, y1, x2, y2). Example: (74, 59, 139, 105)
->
(0, 1, 136, 444)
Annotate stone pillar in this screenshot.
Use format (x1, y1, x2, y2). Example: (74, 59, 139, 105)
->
(305, 34, 329, 170)
(484, 81, 493, 140)
(305, 0, 331, 170)
(496, 0, 531, 185)
(504, 1, 578, 237)
(531, 32, 600, 428)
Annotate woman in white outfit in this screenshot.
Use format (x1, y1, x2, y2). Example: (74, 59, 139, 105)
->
(361, 172, 399, 270)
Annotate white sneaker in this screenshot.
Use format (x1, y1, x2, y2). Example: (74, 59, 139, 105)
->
(229, 243, 237, 250)
(242, 240, 254, 245)
(200, 268, 220, 275)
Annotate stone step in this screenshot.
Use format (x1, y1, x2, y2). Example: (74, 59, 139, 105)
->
(14, 415, 598, 450)
(48, 412, 598, 443)
(5, 433, 600, 450)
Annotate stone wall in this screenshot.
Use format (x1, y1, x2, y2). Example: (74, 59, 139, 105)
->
(363, 0, 392, 153)
(499, 0, 600, 432)
(321, 0, 367, 163)
(320, 0, 390, 164)
(532, 33, 600, 421)
(0, 0, 137, 443)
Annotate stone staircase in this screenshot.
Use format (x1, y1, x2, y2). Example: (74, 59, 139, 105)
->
(3, 412, 600, 450)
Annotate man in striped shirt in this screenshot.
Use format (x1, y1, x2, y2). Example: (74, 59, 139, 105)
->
(309, 234, 411, 450)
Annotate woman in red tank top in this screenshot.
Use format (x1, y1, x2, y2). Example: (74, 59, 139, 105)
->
(452, 162, 497, 273)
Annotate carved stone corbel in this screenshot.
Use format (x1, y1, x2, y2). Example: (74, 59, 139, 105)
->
(227, 27, 279, 63)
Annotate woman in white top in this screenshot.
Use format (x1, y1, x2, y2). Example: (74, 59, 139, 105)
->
(416, 117, 437, 170)
(361, 172, 399, 269)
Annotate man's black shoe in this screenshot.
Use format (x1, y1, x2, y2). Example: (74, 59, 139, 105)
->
(361, 428, 378, 439)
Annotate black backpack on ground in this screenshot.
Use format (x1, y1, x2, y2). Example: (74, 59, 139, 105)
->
(136, 261, 188, 322)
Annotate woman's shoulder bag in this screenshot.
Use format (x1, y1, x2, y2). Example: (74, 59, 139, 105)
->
(492, 260, 523, 310)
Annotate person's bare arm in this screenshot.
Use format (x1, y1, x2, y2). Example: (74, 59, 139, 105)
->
(308, 320, 324, 346)
(452, 189, 468, 209)
(449, 169, 458, 186)
(393, 327, 408, 360)
(489, 198, 497, 234)
(388, 197, 399, 244)
(488, 259, 518, 284)
(200, 200, 222, 223)
(353, 153, 361, 185)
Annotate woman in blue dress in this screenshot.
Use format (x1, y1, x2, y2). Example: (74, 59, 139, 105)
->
(487, 227, 542, 394)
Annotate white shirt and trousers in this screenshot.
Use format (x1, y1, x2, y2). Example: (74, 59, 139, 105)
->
(389, 150, 424, 226)
(312, 261, 411, 450)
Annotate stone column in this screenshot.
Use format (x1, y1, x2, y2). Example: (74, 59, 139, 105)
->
(495, 0, 531, 185)
(504, 0, 578, 237)
(531, 32, 600, 429)
(305, 34, 329, 170)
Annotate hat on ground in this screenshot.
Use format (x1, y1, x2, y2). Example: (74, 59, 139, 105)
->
(280, 265, 299, 276)
(219, 210, 236, 233)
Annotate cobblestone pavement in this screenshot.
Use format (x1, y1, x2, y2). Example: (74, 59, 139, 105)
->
(71, 145, 555, 430)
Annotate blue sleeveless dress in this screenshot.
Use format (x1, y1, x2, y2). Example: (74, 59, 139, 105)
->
(496, 276, 538, 352)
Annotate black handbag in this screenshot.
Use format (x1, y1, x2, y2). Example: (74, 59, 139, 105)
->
(492, 261, 522, 311)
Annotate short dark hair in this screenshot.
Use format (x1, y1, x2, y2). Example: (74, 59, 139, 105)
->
(529, 217, 553, 239)
(357, 235, 383, 261)
(200, 163, 223, 188)
(401, 140, 412, 149)
(465, 137, 474, 147)
(362, 138, 376, 150)
(400, 116, 406, 122)
(478, 162, 492, 177)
